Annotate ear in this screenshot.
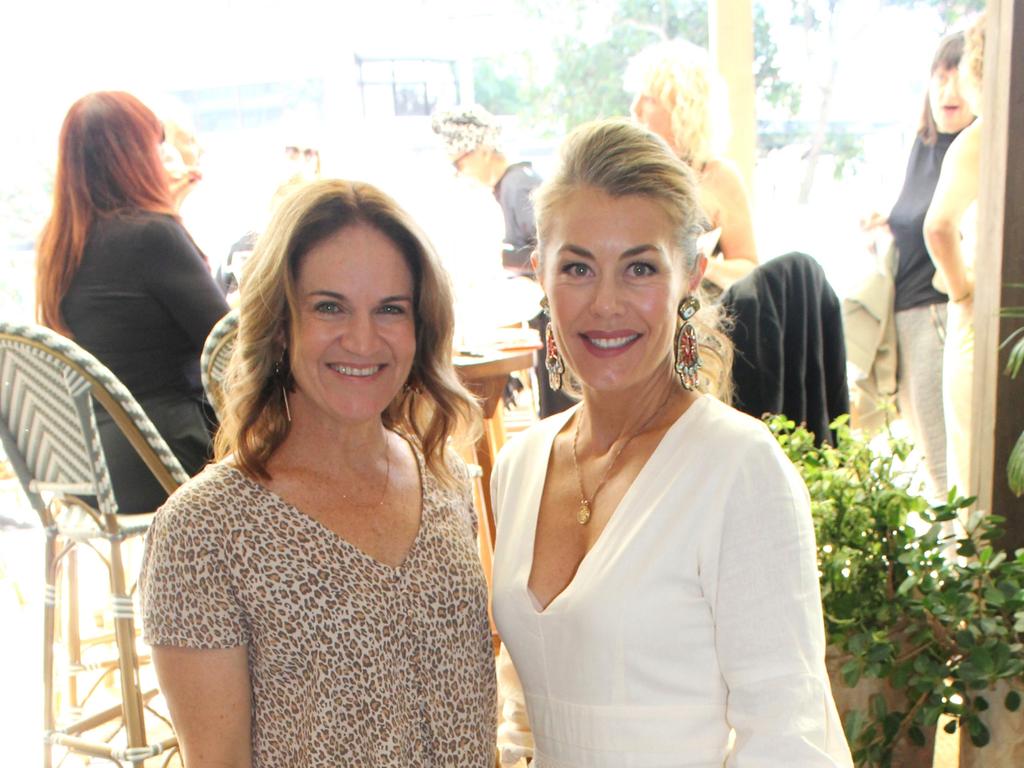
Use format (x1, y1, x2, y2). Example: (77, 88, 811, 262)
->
(530, 249, 543, 285)
(689, 253, 708, 292)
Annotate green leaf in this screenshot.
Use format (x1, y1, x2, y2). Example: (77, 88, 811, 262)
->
(898, 573, 919, 596)
(908, 724, 926, 746)
(1006, 690, 1022, 711)
(841, 659, 862, 688)
(845, 709, 866, 743)
(944, 719, 959, 734)
(969, 718, 991, 747)
(985, 587, 1008, 607)
(1008, 430, 1024, 497)
(870, 692, 887, 719)
(975, 695, 990, 712)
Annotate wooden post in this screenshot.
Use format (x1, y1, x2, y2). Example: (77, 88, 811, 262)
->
(709, 0, 756, 192)
(971, 0, 1024, 546)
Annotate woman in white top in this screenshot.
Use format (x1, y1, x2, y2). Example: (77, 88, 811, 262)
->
(490, 119, 851, 767)
(924, 13, 985, 496)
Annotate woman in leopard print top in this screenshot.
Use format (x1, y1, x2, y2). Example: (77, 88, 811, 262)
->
(141, 179, 496, 766)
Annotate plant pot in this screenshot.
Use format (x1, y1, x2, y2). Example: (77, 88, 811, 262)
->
(826, 647, 936, 767)
(959, 680, 1024, 768)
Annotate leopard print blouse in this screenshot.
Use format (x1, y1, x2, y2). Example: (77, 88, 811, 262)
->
(140, 441, 496, 766)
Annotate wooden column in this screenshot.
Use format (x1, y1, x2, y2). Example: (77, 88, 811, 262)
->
(971, 0, 1024, 546)
(709, 0, 756, 192)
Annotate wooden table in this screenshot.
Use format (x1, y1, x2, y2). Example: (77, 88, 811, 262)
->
(454, 347, 537, 547)
(455, 347, 537, 654)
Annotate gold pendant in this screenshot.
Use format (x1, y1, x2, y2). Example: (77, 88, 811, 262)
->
(577, 499, 592, 525)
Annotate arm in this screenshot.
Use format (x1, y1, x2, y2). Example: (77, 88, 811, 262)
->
(923, 122, 981, 304)
(701, 159, 758, 291)
(496, 642, 534, 765)
(153, 645, 253, 768)
(140, 216, 230, 347)
(704, 436, 851, 765)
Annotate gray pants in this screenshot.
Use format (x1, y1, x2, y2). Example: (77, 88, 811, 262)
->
(895, 303, 948, 499)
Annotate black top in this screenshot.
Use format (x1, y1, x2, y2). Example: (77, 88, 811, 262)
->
(720, 252, 849, 446)
(494, 162, 541, 275)
(62, 211, 229, 400)
(889, 131, 961, 312)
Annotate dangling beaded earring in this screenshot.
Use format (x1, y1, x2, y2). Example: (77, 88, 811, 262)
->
(674, 296, 702, 391)
(274, 354, 292, 422)
(540, 296, 565, 391)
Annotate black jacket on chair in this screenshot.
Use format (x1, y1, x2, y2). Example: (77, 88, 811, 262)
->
(719, 252, 849, 445)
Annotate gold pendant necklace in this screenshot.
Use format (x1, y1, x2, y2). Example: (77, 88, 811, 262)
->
(570, 393, 671, 525)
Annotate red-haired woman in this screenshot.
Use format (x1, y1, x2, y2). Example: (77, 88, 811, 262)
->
(36, 91, 228, 513)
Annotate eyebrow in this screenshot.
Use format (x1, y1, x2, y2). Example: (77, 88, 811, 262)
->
(307, 290, 414, 304)
(558, 243, 665, 259)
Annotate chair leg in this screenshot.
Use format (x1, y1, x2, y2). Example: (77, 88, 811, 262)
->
(67, 546, 81, 714)
(42, 530, 57, 768)
(108, 533, 148, 762)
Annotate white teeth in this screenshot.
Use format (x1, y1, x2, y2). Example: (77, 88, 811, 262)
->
(589, 335, 637, 349)
(329, 364, 381, 377)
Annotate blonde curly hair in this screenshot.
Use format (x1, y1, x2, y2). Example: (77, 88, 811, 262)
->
(625, 40, 728, 170)
(962, 13, 986, 111)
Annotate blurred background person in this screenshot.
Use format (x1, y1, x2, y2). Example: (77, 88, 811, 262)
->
(141, 179, 495, 766)
(217, 123, 323, 299)
(160, 106, 204, 211)
(35, 91, 229, 513)
(432, 103, 541, 277)
(627, 40, 758, 293)
(433, 104, 575, 417)
(925, 14, 986, 497)
(861, 31, 974, 500)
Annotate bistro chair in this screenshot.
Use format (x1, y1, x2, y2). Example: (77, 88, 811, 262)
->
(0, 320, 186, 767)
(200, 309, 238, 421)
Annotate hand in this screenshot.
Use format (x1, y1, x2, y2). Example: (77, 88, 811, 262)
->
(169, 167, 202, 210)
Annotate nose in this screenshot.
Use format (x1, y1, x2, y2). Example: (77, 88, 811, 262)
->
(591, 272, 624, 317)
(346, 311, 380, 356)
(941, 71, 961, 101)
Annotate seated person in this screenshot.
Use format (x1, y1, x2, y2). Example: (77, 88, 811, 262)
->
(36, 91, 229, 513)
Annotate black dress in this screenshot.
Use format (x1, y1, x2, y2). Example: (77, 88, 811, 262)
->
(61, 210, 229, 512)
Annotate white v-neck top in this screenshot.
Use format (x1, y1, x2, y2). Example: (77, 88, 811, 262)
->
(491, 396, 852, 767)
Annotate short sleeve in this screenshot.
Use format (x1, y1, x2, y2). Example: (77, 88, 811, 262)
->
(445, 448, 479, 540)
(140, 478, 249, 649)
(701, 430, 852, 766)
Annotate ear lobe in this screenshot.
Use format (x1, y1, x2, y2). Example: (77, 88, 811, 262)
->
(530, 250, 542, 283)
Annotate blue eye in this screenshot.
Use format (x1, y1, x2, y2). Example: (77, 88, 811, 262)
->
(628, 262, 656, 277)
(314, 300, 341, 314)
(561, 262, 592, 277)
(378, 304, 407, 315)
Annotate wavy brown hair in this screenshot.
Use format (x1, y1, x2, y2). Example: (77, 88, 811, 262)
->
(36, 91, 175, 335)
(214, 179, 480, 486)
(533, 119, 733, 402)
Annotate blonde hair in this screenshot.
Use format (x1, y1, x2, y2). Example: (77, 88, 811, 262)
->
(962, 13, 986, 111)
(625, 40, 726, 169)
(215, 179, 480, 485)
(533, 119, 733, 401)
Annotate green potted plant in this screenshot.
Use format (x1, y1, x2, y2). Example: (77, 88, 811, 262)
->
(768, 415, 943, 766)
(771, 415, 1024, 766)
(1001, 286, 1024, 495)
(901, 506, 1024, 766)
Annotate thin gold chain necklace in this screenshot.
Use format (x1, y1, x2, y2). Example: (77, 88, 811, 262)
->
(570, 392, 672, 525)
